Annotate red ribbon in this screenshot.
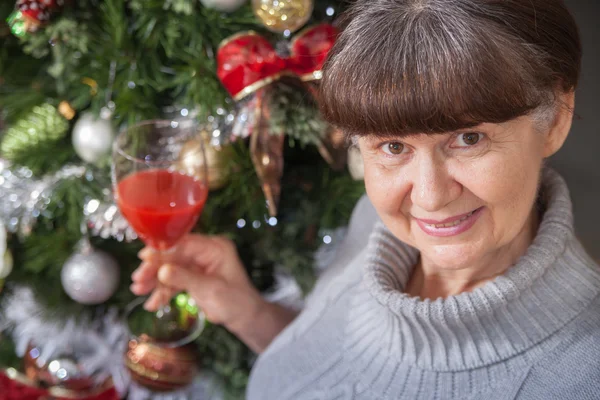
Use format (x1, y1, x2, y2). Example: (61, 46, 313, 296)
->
(217, 24, 338, 100)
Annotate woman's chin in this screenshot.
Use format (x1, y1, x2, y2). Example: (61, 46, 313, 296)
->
(420, 242, 488, 271)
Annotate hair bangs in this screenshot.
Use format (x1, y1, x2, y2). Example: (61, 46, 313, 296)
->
(320, 3, 556, 137)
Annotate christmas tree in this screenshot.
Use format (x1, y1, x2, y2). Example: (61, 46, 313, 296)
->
(0, 0, 365, 398)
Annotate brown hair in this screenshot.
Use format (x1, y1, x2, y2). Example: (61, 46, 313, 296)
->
(320, 0, 582, 136)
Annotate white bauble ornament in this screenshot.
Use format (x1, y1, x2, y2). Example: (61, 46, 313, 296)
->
(61, 247, 120, 305)
(0, 250, 13, 279)
(347, 146, 364, 180)
(200, 0, 246, 12)
(0, 220, 11, 279)
(72, 113, 115, 164)
(0, 219, 6, 255)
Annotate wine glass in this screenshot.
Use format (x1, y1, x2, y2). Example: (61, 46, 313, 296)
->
(112, 119, 208, 343)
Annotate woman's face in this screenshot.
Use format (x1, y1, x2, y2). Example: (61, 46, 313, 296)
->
(359, 115, 556, 271)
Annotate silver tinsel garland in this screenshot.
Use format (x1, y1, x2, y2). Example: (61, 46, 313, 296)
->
(0, 159, 138, 242)
(0, 160, 88, 237)
(84, 198, 138, 243)
(0, 286, 123, 387)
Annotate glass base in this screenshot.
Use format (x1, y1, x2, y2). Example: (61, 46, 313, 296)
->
(124, 296, 205, 346)
(123, 297, 203, 392)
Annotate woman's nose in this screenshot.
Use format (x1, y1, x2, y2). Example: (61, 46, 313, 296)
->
(409, 156, 461, 212)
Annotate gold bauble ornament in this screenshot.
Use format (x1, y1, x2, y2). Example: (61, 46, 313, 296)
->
(58, 101, 76, 120)
(252, 0, 313, 33)
(178, 134, 231, 191)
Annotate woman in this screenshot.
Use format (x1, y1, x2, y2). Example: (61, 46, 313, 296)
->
(132, 0, 600, 398)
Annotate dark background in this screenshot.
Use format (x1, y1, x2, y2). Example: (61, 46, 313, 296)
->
(551, 1, 599, 259)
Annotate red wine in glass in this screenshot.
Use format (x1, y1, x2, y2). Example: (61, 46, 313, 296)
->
(117, 170, 208, 251)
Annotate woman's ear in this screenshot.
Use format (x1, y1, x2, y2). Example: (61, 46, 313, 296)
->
(543, 91, 576, 158)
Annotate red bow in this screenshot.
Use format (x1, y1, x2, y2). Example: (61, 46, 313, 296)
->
(217, 24, 338, 101)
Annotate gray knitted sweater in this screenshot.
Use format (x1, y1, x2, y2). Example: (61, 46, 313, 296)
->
(247, 169, 600, 400)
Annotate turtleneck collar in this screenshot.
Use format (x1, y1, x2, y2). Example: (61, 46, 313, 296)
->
(361, 168, 600, 371)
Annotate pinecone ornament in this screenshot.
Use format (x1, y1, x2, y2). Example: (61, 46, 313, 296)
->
(0, 104, 69, 167)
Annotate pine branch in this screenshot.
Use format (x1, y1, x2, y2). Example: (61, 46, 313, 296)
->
(0, 334, 20, 369)
(168, 59, 229, 116)
(270, 82, 329, 148)
(0, 41, 50, 123)
(317, 171, 365, 229)
(205, 140, 266, 225)
(196, 323, 251, 399)
(101, 0, 129, 51)
(0, 91, 46, 125)
(195, 5, 262, 49)
(9, 139, 76, 176)
(0, 2, 15, 20)
(19, 231, 74, 275)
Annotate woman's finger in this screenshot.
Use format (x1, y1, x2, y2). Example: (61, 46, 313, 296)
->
(137, 236, 216, 271)
(143, 286, 176, 312)
(132, 261, 160, 283)
(138, 235, 238, 277)
(158, 264, 223, 303)
(172, 235, 224, 268)
(137, 235, 211, 263)
(130, 279, 157, 296)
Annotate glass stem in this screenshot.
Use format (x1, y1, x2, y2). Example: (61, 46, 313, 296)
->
(154, 247, 177, 313)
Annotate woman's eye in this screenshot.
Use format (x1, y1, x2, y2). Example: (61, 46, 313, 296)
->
(382, 142, 405, 155)
(455, 132, 483, 147)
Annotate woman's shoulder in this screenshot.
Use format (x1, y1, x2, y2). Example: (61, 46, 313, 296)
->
(538, 290, 600, 362)
(519, 295, 600, 398)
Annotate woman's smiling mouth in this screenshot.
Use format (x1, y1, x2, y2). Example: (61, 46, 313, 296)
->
(414, 207, 484, 237)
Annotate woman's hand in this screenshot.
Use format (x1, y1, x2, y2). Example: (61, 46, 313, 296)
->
(131, 234, 297, 353)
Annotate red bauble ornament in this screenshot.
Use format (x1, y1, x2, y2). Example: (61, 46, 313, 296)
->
(17, 0, 51, 24)
(12, 0, 64, 33)
(124, 336, 199, 392)
(17, 0, 64, 13)
(0, 369, 119, 400)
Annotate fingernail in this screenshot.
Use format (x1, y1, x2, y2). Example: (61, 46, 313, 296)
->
(143, 300, 155, 312)
(131, 268, 142, 280)
(158, 264, 171, 282)
(138, 248, 153, 260)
